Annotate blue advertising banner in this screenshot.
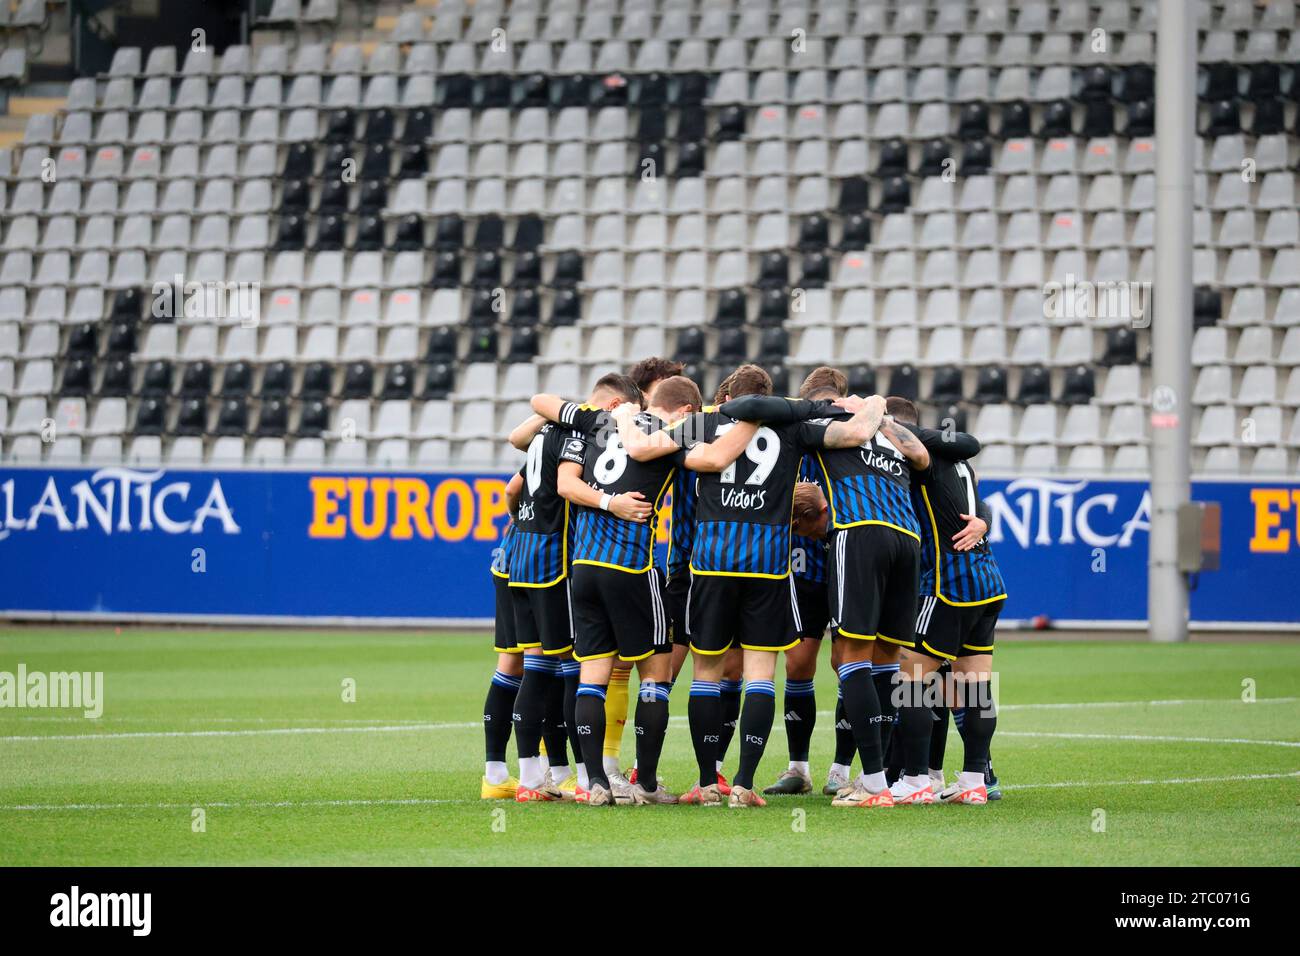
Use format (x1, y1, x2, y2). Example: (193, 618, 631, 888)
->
(0, 467, 510, 622)
(980, 477, 1299, 625)
(0, 467, 1296, 625)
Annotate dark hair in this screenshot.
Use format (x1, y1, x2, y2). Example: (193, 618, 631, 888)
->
(715, 363, 773, 403)
(799, 366, 848, 401)
(650, 375, 703, 414)
(592, 373, 644, 408)
(627, 356, 685, 394)
(885, 395, 919, 425)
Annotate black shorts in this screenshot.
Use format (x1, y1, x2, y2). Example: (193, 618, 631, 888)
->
(510, 578, 574, 656)
(664, 569, 691, 647)
(570, 564, 670, 662)
(687, 572, 801, 655)
(828, 524, 921, 647)
(493, 573, 520, 654)
(793, 577, 831, 640)
(914, 595, 1004, 662)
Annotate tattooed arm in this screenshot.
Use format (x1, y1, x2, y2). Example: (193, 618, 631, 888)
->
(819, 395, 887, 449)
(878, 416, 931, 471)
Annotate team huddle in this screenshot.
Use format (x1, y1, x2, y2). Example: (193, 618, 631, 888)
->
(480, 357, 1007, 808)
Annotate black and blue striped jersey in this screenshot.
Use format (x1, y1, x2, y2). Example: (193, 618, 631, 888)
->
(672, 409, 829, 579)
(666, 466, 697, 581)
(792, 454, 829, 584)
(508, 422, 586, 587)
(803, 415, 922, 541)
(905, 426, 1007, 606)
(491, 522, 515, 580)
(572, 411, 684, 574)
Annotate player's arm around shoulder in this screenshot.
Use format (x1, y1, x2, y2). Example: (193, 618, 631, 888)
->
(555, 458, 653, 523)
(820, 394, 887, 448)
(505, 472, 523, 517)
(506, 413, 547, 451)
(683, 417, 757, 473)
(613, 402, 676, 462)
(878, 416, 931, 470)
(911, 423, 981, 462)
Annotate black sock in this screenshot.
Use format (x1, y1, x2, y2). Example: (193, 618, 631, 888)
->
(782, 679, 817, 763)
(838, 661, 882, 775)
(717, 679, 743, 768)
(929, 706, 950, 772)
(833, 692, 856, 767)
(885, 718, 904, 785)
(512, 659, 553, 761)
(960, 680, 997, 774)
(541, 669, 569, 769)
(633, 681, 671, 792)
(897, 678, 933, 779)
(873, 663, 900, 758)
(688, 681, 722, 788)
(483, 670, 521, 763)
(561, 664, 580, 771)
(574, 684, 609, 790)
(733, 681, 776, 791)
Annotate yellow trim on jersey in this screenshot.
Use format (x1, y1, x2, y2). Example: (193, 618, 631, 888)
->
(572, 649, 619, 662)
(573, 559, 652, 574)
(834, 518, 922, 540)
(921, 640, 957, 661)
(740, 638, 801, 653)
(815, 452, 921, 541)
(490, 569, 509, 579)
(542, 645, 573, 656)
(941, 593, 1007, 607)
(961, 643, 995, 653)
(919, 486, 1008, 607)
(617, 649, 656, 663)
(665, 518, 677, 575)
(688, 566, 792, 580)
(688, 641, 734, 656)
(507, 501, 571, 589)
(508, 578, 568, 588)
(876, 633, 916, 648)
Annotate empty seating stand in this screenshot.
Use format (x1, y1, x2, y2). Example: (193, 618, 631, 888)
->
(0, 0, 1297, 477)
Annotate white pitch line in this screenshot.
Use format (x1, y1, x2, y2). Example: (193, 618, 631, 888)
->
(999, 696, 1297, 711)
(1, 696, 1296, 743)
(2, 772, 1296, 812)
(999, 731, 1300, 748)
(0, 716, 447, 724)
(1, 695, 1293, 729)
(0, 722, 479, 742)
(0, 797, 473, 811)
(1005, 770, 1300, 790)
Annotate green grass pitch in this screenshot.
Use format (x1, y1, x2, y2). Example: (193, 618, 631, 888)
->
(0, 628, 1296, 866)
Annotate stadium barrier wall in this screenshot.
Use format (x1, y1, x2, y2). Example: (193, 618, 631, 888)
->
(0, 466, 1297, 628)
